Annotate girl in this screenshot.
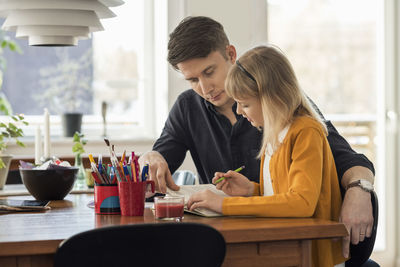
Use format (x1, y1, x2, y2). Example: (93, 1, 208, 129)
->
(187, 45, 346, 266)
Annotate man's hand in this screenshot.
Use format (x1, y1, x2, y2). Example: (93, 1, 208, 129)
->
(339, 187, 373, 258)
(187, 190, 224, 213)
(138, 151, 179, 194)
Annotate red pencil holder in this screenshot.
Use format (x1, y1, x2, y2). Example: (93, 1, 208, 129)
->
(94, 184, 120, 215)
(118, 181, 155, 216)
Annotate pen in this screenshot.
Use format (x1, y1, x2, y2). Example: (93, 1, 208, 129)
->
(123, 165, 131, 182)
(91, 171, 102, 184)
(89, 154, 105, 184)
(134, 155, 140, 181)
(141, 164, 149, 182)
(131, 159, 137, 182)
(98, 154, 102, 174)
(213, 165, 245, 185)
(121, 150, 126, 165)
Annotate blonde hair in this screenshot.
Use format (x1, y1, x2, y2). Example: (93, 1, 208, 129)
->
(225, 45, 327, 158)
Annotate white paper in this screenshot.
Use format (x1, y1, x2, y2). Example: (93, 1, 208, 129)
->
(166, 184, 228, 217)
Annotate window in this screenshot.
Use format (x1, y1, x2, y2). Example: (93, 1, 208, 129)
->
(266, 0, 384, 250)
(0, 0, 166, 140)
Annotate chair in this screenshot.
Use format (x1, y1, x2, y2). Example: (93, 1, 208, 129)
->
(346, 191, 379, 267)
(54, 222, 226, 267)
(172, 170, 196, 185)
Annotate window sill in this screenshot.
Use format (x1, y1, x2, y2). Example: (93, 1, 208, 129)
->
(5, 137, 157, 158)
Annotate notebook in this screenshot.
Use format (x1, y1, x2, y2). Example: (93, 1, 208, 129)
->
(166, 184, 228, 217)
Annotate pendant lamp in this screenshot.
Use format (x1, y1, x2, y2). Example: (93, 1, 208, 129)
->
(0, 0, 124, 46)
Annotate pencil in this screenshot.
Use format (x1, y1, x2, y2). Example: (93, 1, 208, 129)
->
(213, 166, 245, 185)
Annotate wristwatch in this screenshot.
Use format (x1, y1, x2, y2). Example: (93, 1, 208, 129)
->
(345, 179, 374, 192)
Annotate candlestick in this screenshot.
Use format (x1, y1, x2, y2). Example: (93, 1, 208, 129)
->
(43, 108, 51, 159)
(34, 125, 42, 165)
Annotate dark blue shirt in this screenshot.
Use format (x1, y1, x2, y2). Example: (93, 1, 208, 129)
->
(153, 89, 374, 185)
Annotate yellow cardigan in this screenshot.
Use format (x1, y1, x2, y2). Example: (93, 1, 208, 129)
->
(222, 116, 347, 266)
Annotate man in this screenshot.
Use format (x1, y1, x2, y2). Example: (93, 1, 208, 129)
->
(139, 16, 375, 259)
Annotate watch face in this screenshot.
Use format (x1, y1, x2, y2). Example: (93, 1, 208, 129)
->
(360, 180, 374, 191)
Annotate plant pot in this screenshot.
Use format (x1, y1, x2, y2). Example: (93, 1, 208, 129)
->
(62, 113, 83, 137)
(0, 155, 12, 190)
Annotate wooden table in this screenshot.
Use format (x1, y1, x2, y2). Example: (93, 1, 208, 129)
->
(0, 194, 347, 267)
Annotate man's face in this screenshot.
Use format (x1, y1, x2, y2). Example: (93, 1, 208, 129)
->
(177, 47, 236, 109)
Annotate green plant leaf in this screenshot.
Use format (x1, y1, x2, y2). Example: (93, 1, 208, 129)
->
(16, 139, 25, 147)
(72, 132, 86, 154)
(72, 143, 85, 154)
(73, 132, 80, 142)
(0, 96, 13, 115)
(8, 122, 17, 130)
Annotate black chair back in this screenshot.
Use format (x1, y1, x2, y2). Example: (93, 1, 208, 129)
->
(346, 191, 379, 266)
(54, 222, 226, 267)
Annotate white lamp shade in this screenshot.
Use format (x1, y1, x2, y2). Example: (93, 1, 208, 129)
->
(3, 10, 104, 32)
(0, 0, 124, 46)
(0, 0, 115, 19)
(99, 0, 125, 7)
(16, 25, 90, 39)
(29, 36, 79, 46)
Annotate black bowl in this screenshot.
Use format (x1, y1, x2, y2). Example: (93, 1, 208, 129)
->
(19, 168, 79, 200)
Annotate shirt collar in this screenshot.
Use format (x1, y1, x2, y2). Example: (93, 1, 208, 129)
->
(204, 99, 218, 114)
(278, 125, 290, 143)
(266, 124, 291, 155)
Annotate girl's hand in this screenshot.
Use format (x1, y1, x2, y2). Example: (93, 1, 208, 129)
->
(212, 170, 254, 196)
(187, 190, 224, 213)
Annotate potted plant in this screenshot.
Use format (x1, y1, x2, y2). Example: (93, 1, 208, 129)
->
(36, 48, 92, 137)
(72, 131, 87, 189)
(0, 32, 26, 189)
(0, 114, 28, 189)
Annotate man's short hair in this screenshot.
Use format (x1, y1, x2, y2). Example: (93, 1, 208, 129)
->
(168, 16, 230, 69)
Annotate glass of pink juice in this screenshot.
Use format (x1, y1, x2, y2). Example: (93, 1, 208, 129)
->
(154, 196, 185, 221)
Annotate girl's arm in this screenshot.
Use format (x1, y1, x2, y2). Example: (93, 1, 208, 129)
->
(222, 127, 329, 217)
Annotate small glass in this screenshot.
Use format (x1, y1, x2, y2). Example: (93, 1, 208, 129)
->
(85, 168, 94, 188)
(154, 196, 185, 222)
(74, 153, 87, 189)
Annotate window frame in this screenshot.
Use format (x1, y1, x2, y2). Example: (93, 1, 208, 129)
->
(0, 0, 168, 142)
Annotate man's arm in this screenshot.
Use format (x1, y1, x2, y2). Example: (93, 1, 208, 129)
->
(340, 166, 374, 258)
(325, 121, 375, 258)
(308, 97, 375, 258)
(140, 93, 191, 193)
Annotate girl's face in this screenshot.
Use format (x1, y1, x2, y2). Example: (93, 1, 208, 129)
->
(235, 96, 264, 128)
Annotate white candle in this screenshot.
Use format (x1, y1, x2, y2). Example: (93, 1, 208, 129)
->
(34, 125, 42, 164)
(43, 108, 50, 159)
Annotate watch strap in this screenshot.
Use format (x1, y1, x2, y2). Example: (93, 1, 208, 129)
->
(345, 179, 373, 192)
